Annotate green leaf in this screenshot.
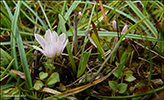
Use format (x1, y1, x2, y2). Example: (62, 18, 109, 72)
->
(118, 83, 128, 94)
(125, 75, 136, 82)
(120, 52, 128, 62)
(108, 81, 118, 91)
(77, 52, 90, 78)
(20, 9, 41, 29)
(90, 32, 106, 59)
(34, 80, 44, 90)
(124, 70, 133, 75)
(39, 72, 48, 80)
(113, 63, 124, 79)
(57, 1, 79, 34)
(117, 52, 130, 82)
(47, 72, 60, 85)
(0, 48, 12, 65)
(113, 69, 123, 79)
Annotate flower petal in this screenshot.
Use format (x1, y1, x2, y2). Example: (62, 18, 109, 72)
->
(63, 39, 68, 49)
(56, 41, 64, 55)
(45, 29, 52, 42)
(32, 45, 45, 54)
(112, 20, 117, 31)
(59, 39, 68, 55)
(34, 34, 47, 49)
(34, 29, 68, 58)
(52, 31, 58, 42)
(78, 12, 82, 16)
(44, 42, 57, 58)
(61, 39, 68, 54)
(121, 25, 128, 33)
(59, 33, 66, 44)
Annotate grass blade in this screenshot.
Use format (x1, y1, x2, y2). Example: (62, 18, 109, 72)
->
(75, 1, 152, 38)
(59, 14, 76, 74)
(77, 52, 90, 78)
(21, 1, 48, 31)
(3, 1, 33, 89)
(78, 2, 96, 77)
(90, 14, 151, 82)
(57, 1, 80, 34)
(11, 1, 21, 70)
(3, 1, 18, 70)
(0, 59, 15, 79)
(64, 1, 80, 21)
(90, 32, 106, 59)
(126, 1, 158, 38)
(66, 31, 164, 42)
(13, 1, 32, 89)
(38, 0, 51, 28)
(20, 9, 41, 28)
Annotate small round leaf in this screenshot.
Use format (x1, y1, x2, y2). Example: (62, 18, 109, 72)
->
(118, 83, 128, 94)
(47, 72, 60, 85)
(39, 72, 48, 79)
(108, 81, 118, 91)
(125, 75, 136, 82)
(34, 80, 44, 90)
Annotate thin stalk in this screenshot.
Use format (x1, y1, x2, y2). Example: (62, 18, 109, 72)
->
(74, 11, 78, 55)
(148, 50, 153, 86)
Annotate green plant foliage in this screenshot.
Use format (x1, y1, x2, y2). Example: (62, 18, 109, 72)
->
(113, 64, 136, 82)
(126, 1, 158, 38)
(113, 62, 124, 78)
(113, 67, 123, 79)
(34, 80, 44, 90)
(58, 14, 76, 74)
(0, 59, 15, 79)
(108, 81, 118, 91)
(77, 52, 90, 78)
(117, 83, 128, 94)
(47, 72, 60, 85)
(1, 0, 163, 99)
(39, 72, 48, 80)
(90, 32, 106, 59)
(124, 70, 136, 82)
(3, 1, 33, 88)
(125, 75, 136, 82)
(0, 48, 12, 66)
(109, 81, 128, 94)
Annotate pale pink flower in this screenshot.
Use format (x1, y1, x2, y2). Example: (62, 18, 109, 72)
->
(121, 25, 128, 33)
(112, 20, 117, 31)
(112, 20, 128, 33)
(33, 29, 68, 58)
(78, 12, 82, 16)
